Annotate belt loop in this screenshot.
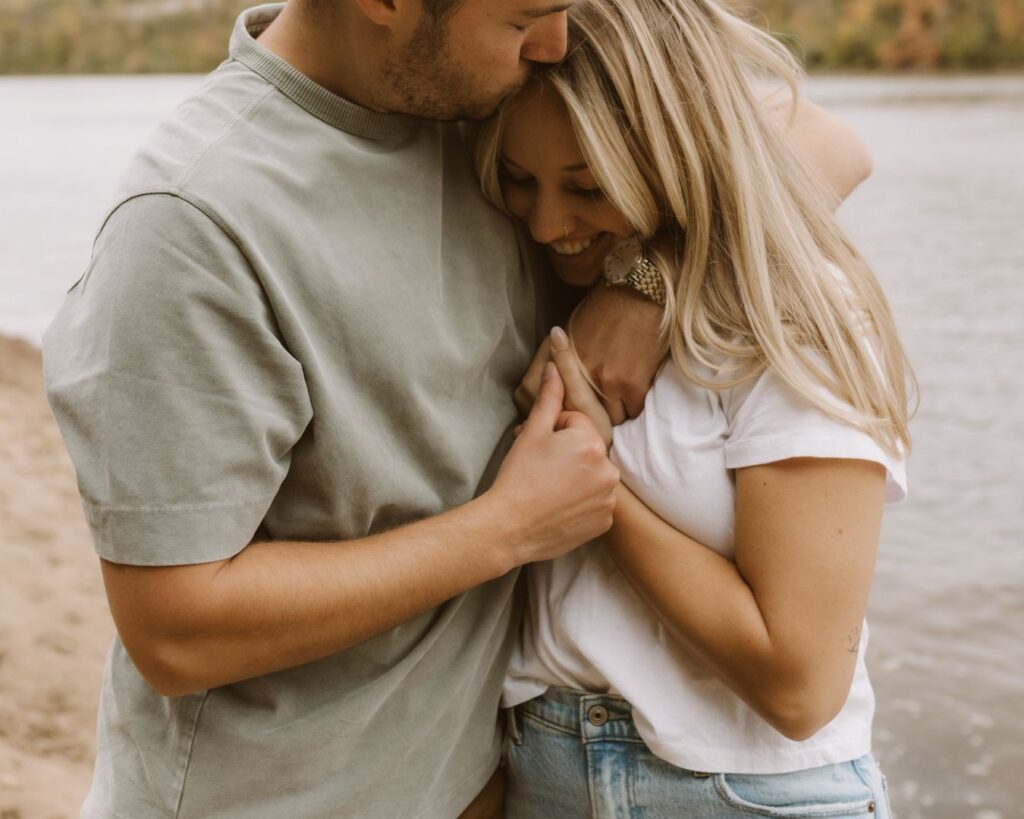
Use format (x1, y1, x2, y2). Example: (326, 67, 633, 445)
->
(505, 706, 523, 746)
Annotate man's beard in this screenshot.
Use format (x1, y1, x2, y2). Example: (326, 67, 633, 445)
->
(381, 16, 525, 121)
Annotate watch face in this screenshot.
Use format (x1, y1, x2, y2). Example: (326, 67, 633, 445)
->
(603, 235, 643, 284)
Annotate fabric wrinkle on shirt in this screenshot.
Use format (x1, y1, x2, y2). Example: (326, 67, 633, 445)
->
(504, 334, 908, 775)
(43, 4, 550, 817)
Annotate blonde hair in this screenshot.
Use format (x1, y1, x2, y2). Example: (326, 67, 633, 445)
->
(474, 0, 914, 455)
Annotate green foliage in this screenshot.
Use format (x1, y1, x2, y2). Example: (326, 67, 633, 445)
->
(1, 0, 1022, 73)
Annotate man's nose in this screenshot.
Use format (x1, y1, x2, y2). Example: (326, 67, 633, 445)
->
(521, 12, 569, 65)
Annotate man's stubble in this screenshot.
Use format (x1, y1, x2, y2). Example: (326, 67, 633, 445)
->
(381, 15, 527, 121)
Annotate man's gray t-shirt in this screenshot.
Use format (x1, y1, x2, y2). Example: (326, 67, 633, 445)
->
(43, 5, 545, 817)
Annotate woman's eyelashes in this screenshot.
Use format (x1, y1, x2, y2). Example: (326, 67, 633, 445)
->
(499, 166, 605, 199)
(499, 165, 535, 186)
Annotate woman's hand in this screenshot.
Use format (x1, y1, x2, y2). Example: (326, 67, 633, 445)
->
(568, 284, 665, 423)
(548, 326, 614, 448)
(515, 288, 666, 425)
(514, 336, 553, 419)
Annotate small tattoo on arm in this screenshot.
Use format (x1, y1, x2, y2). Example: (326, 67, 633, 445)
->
(847, 626, 861, 653)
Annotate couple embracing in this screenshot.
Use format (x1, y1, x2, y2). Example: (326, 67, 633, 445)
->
(44, 0, 912, 816)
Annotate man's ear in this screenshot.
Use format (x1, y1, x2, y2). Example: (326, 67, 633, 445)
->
(350, 0, 420, 28)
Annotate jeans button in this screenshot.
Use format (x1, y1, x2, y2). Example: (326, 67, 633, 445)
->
(587, 705, 609, 726)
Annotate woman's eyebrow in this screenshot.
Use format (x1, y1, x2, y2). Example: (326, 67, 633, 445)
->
(520, 3, 573, 20)
(500, 155, 590, 173)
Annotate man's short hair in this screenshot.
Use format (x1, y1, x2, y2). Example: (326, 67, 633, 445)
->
(305, 0, 463, 22)
(422, 0, 463, 21)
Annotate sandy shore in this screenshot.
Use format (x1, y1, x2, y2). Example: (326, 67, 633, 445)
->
(0, 335, 111, 818)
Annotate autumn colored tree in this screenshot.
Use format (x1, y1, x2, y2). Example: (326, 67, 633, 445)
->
(1, 0, 1022, 73)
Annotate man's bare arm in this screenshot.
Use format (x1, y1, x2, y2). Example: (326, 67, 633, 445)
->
(103, 367, 618, 697)
(763, 88, 874, 203)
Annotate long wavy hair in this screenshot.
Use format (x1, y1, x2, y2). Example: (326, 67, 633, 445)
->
(474, 0, 914, 455)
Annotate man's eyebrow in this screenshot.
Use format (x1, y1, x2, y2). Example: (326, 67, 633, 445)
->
(520, 3, 573, 19)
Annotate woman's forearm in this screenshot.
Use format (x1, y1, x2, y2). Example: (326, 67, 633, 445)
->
(605, 483, 857, 741)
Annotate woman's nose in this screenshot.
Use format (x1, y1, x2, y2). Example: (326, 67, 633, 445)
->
(528, 194, 575, 245)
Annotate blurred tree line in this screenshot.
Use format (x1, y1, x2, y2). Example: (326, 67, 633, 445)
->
(742, 0, 1024, 69)
(0, 0, 250, 73)
(1, 0, 1023, 74)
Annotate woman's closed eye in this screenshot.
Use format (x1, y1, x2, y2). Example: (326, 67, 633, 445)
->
(569, 184, 605, 200)
(500, 165, 535, 186)
(500, 167, 604, 200)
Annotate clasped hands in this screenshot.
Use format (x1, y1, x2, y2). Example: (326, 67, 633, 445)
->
(515, 282, 666, 446)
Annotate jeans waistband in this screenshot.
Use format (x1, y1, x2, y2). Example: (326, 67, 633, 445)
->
(516, 686, 643, 743)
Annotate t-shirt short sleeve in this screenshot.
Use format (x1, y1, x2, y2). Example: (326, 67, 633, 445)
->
(722, 367, 907, 503)
(43, 193, 314, 565)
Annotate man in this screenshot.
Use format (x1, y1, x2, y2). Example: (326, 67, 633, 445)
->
(44, 1, 870, 816)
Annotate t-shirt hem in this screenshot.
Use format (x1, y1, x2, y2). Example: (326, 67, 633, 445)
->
(85, 494, 276, 566)
(411, 747, 503, 819)
(724, 433, 907, 502)
(501, 679, 549, 709)
(641, 730, 874, 776)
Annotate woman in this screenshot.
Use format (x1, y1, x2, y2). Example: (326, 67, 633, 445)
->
(473, 0, 914, 816)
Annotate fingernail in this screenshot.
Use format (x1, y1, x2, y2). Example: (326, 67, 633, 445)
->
(550, 326, 569, 352)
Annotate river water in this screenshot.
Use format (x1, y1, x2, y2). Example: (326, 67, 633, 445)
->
(1, 74, 1022, 818)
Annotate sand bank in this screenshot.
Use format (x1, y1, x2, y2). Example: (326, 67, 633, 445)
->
(0, 335, 110, 818)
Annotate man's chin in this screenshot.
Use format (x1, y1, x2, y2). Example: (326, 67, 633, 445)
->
(460, 80, 530, 121)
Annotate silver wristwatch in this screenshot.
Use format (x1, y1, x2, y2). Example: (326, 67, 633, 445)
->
(602, 236, 667, 306)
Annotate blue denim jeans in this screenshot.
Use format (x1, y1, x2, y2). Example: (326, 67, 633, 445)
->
(504, 688, 892, 819)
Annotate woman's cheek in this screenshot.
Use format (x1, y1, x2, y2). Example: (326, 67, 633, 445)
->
(502, 186, 531, 223)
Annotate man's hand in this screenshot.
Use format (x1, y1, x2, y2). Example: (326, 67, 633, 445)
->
(101, 364, 618, 697)
(491, 362, 619, 566)
(762, 87, 873, 205)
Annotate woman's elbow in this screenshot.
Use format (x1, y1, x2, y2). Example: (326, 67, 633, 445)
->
(757, 679, 850, 742)
(765, 702, 839, 742)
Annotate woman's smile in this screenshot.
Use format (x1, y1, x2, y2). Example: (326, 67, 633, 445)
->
(549, 235, 597, 256)
(543, 231, 621, 285)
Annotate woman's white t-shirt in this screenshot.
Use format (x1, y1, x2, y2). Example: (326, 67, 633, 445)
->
(503, 353, 907, 775)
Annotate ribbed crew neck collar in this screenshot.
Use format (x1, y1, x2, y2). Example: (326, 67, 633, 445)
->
(230, 3, 418, 141)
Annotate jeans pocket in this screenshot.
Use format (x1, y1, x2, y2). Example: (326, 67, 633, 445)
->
(714, 763, 879, 818)
(504, 707, 524, 747)
(880, 774, 892, 818)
